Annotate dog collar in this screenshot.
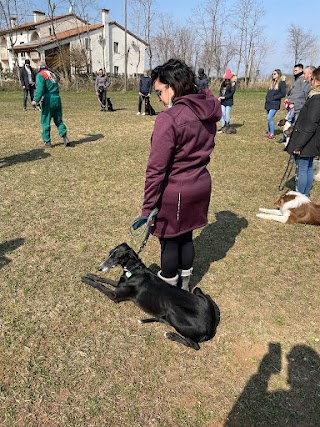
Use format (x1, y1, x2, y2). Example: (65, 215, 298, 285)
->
(123, 261, 141, 278)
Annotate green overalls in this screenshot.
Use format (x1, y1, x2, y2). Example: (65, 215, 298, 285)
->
(33, 68, 67, 143)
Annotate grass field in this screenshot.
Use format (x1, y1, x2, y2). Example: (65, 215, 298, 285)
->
(1, 89, 319, 427)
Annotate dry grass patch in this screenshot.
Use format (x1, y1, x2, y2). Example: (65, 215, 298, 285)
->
(0, 90, 319, 426)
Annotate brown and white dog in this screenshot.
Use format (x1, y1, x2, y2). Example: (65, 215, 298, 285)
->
(256, 191, 320, 224)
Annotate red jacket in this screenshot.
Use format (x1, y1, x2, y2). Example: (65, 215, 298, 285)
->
(142, 89, 222, 238)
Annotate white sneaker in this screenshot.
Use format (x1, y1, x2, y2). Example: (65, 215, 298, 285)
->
(136, 112, 141, 115)
(142, 112, 146, 116)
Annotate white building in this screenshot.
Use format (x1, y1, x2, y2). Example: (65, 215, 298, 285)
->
(0, 9, 147, 76)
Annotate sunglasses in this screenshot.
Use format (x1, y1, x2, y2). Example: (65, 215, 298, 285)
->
(155, 84, 169, 98)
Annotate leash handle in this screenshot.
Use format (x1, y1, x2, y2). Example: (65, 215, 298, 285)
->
(130, 208, 159, 253)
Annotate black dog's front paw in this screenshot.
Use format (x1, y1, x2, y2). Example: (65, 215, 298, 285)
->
(81, 275, 99, 288)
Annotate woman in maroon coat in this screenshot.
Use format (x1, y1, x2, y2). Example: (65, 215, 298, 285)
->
(141, 59, 222, 290)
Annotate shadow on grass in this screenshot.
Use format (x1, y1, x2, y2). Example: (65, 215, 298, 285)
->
(192, 210, 248, 287)
(54, 133, 105, 148)
(0, 148, 51, 169)
(224, 343, 320, 426)
(0, 237, 25, 270)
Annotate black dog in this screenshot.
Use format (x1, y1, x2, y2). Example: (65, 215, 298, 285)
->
(81, 243, 220, 350)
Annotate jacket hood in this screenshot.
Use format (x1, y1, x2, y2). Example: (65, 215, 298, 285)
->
(308, 85, 320, 97)
(173, 89, 221, 121)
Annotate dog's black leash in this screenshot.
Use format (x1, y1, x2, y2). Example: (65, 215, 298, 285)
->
(279, 154, 295, 191)
(130, 208, 159, 254)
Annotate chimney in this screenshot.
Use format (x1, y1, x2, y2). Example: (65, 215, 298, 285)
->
(101, 8, 109, 27)
(10, 17, 17, 28)
(33, 10, 46, 23)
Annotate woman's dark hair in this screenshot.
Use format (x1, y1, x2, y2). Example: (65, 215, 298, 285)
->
(151, 58, 197, 97)
(221, 79, 232, 91)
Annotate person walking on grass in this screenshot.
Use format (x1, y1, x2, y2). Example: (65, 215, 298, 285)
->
(264, 69, 286, 140)
(139, 58, 221, 291)
(95, 68, 110, 112)
(19, 59, 36, 111)
(32, 61, 69, 148)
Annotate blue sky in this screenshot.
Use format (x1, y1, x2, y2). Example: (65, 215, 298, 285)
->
(29, 0, 320, 76)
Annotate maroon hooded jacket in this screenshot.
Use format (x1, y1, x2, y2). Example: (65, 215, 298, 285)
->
(142, 88, 222, 238)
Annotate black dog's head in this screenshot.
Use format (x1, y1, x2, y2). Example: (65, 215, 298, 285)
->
(98, 243, 140, 272)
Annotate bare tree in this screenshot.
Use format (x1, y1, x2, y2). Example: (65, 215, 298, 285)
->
(152, 14, 196, 67)
(190, 0, 238, 78)
(231, 0, 266, 84)
(0, 0, 31, 70)
(129, 0, 156, 70)
(286, 24, 319, 65)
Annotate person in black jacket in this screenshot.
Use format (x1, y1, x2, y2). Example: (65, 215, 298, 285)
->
(285, 66, 320, 196)
(195, 68, 209, 90)
(19, 59, 36, 111)
(264, 69, 286, 139)
(217, 69, 236, 133)
(137, 70, 152, 115)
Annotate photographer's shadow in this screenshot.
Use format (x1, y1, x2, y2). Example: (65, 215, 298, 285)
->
(0, 238, 25, 270)
(224, 343, 320, 426)
(192, 210, 248, 287)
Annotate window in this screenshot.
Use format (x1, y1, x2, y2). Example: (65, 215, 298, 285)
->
(114, 66, 119, 76)
(85, 38, 90, 50)
(20, 42, 25, 58)
(114, 42, 119, 53)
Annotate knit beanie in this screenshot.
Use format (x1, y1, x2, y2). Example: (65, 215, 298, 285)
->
(224, 69, 232, 79)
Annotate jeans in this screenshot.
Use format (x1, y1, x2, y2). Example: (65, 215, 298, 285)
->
(221, 105, 231, 127)
(23, 84, 35, 109)
(267, 109, 277, 134)
(295, 156, 314, 196)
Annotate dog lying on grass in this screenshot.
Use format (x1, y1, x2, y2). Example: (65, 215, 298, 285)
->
(81, 243, 220, 350)
(256, 191, 320, 224)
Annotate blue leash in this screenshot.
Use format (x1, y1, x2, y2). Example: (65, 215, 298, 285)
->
(130, 208, 159, 254)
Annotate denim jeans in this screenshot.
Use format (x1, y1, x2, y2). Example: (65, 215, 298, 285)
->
(295, 156, 314, 196)
(267, 109, 277, 134)
(221, 105, 231, 127)
(23, 84, 35, 109)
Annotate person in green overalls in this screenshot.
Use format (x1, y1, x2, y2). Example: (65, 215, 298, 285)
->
(32, 61, 70, 148)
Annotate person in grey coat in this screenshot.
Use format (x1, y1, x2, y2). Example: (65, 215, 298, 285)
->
(95, 69, 110, 111)
(140, 59, 221, 290)
(287, 64, 309, 122)
(285, 66, 320, 196)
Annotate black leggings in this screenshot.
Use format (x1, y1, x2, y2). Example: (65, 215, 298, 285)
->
(159, 231, 194, 278)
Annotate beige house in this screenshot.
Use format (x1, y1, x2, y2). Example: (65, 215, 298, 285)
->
(0, 9, 147, 76)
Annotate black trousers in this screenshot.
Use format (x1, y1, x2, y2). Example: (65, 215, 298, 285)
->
(138, 94, 150, 113)
(159, 231, 194, 278)
(98, 89, 106, 110)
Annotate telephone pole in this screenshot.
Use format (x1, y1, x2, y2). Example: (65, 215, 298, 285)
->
(124, 0, 128, 91)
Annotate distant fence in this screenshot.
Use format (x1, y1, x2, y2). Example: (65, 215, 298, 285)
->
(0, 71, 293, 92)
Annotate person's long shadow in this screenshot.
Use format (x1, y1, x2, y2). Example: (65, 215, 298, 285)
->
(0, 238, 25, 270)
(55, 133, 105, 148)
(0, 148, 51, 169)
(192, 210, 248, 287)
(224, 343, 320, 426)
